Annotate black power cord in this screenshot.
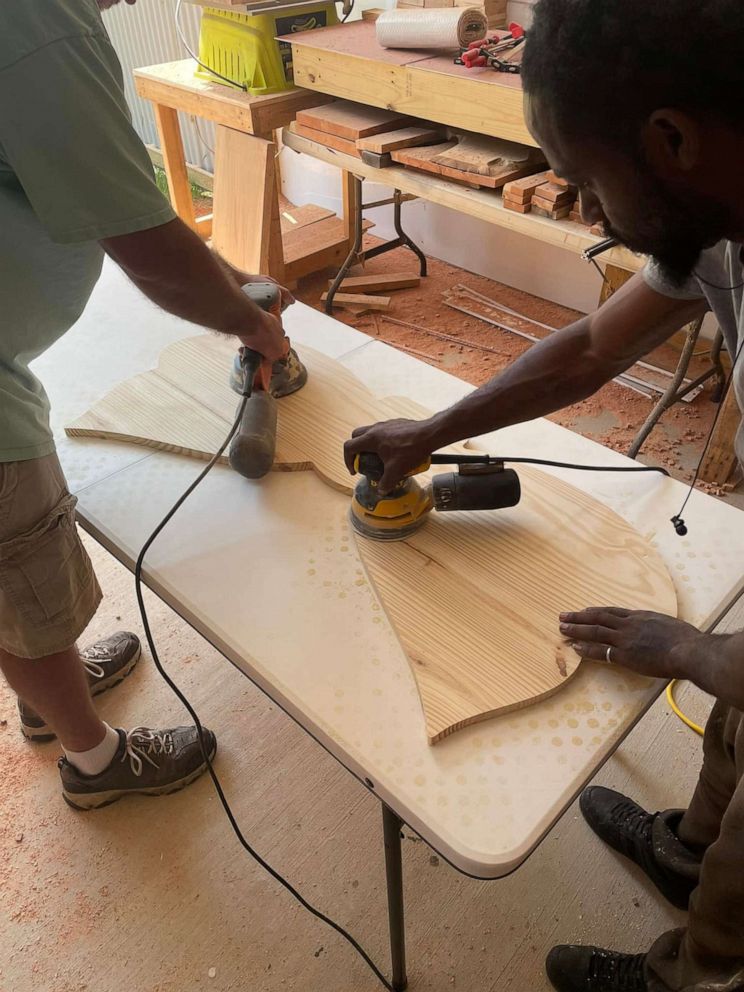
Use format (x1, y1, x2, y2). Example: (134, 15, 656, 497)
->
(134, 396, 395, 992)
(175, 0, 247, 91)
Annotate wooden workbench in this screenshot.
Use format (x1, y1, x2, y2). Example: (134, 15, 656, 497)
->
(281, 21, 641, 272)
(285, 20, 534, 145)
(134, 60, 355, 282)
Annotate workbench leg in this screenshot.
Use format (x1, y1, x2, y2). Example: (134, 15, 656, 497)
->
(392, 190, 427, 277)
(153, 104, 198, 233)
(211, 125, 286, 281)
(342, 169, 361, 253)
(382, 804, 408, 992)
(325, 175, 364, 313)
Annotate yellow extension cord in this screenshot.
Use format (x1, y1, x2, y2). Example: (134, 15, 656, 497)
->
(666, 680, 705, 736)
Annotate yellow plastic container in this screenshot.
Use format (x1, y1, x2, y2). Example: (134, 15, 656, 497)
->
(196, 5, 338, 96)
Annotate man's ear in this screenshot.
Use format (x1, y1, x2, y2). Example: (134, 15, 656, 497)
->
(642, 109, 701, 176)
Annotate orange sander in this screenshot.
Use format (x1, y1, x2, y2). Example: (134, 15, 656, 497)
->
(228, 282, 307, 479)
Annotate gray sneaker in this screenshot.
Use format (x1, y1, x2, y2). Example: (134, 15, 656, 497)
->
(19, 631, 141, 742)
(59, 725, 217, 811)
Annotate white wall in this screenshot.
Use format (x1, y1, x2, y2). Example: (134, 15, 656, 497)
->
(279, 145, 604, 313)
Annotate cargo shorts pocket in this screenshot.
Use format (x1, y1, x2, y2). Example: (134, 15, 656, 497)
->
(0, 493, 93, 627)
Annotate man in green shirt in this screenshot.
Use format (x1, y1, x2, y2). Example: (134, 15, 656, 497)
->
(0, 0, 291, 808)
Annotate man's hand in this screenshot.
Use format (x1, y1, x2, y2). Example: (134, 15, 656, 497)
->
(559, 607, 705, 679)
(237, 308, 287, 363)
(344, 418, 439, 493)
(233, 271, 295, 312)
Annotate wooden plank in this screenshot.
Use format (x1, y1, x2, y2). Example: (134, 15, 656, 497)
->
(699, 386, 742, 485)
(283, 216, 373, 281)
(279, 203, 335, 234)
(342, 169, 360, 246)
(152, 104, 197, 232)
(502, 170, 553, 203)
(293, 121, 361, 157)
(135, 60, 334, 135)
(531, 181, 575, 206)
(431, 134, 544, 178)
(361, 6, 385, 19)
(66, 335, 676, 745)
(283, 127, 644, 272)
(211, 127, 283, 278)
(320, 291, 392, 309)
(327, 272, 421, 292)
(356, 126, 446, 154)
(391, 142, 539, 189)
(296, 100, 412, 140)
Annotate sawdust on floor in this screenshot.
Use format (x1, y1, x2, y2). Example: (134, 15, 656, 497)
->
(294, 235, 732, 494)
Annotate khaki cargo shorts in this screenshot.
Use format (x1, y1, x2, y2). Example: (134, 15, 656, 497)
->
(0, 452, 102, 659)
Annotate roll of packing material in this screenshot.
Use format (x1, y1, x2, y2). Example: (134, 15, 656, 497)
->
(376, 7, 488, 49)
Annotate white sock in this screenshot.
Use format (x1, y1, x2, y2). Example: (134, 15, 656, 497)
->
(64, 723, 120, 776)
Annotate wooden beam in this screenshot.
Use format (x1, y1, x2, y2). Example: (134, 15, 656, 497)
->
(328, 272, 420, 292)
(152, 104, 198, 232)
(211, 126, 284, 279)
(320, 291, 391, 309)
(699, 386, 742, 485)
(135, 60, 333, 136)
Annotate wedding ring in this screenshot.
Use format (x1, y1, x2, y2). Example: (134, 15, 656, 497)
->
(606, 646, 613, 663)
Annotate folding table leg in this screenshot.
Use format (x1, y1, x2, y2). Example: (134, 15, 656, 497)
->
(382, 803, 408, 992)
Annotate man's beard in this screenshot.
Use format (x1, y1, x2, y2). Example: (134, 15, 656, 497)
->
(605, 176, 731, 288)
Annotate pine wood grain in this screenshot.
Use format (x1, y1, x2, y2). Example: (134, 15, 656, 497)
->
(357, 466, 677, 743)
(66, 335, 676, 744)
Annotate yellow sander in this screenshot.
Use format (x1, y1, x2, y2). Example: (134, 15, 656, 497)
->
(350, 452, 522, 541)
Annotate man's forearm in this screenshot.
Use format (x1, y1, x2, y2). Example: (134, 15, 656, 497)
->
(676, 631, 744, 711)
(425, 318, 622, 448)
(101, 217, 262, 337)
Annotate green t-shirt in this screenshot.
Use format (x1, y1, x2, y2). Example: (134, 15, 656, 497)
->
(0, 0, 175, 462)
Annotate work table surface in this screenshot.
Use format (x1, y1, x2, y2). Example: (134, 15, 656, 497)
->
(38, 261, 744, 878)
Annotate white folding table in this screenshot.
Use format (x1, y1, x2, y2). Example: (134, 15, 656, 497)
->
(37, 261, 744, 990)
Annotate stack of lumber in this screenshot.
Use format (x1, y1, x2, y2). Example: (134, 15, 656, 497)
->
(292, 101, 545, 188)
(396, 0, 508, 28)
(391, 133, 545, 189)
(321, 270, 421, 314)
(502, 169, 602, 233)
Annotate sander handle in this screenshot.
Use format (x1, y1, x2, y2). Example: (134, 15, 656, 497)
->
(239, 282, 287, 395)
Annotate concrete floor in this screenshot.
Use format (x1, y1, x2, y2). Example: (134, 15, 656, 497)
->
(1, 530, 740, 992)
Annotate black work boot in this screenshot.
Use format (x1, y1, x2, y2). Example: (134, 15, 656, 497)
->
(580, 787, 697, 910)
(547, 945, 647, 992)
(18, 631, 141, 742)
